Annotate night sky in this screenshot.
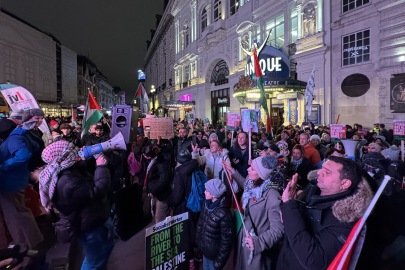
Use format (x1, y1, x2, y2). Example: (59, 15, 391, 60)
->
(1, 0, 164, 103)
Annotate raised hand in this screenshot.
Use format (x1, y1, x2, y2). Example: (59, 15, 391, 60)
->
(282, 173, 299, 202)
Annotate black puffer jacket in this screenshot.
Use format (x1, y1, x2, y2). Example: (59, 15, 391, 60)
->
(146, 153, 172, 201)
(167, 159, 200, 249)
(195, 197, 233, 270)
(52, 162, 111, 234)
(61, 132, 82, 148)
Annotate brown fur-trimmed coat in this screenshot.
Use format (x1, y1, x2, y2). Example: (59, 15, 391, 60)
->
(276, 179, 373, 270)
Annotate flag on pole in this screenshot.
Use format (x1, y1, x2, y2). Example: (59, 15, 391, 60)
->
(136, 83, 150, 114)
(252, 47, 271, 132)
(71, 106, 78, 126)
(81, 90, 102, 136)
(335, 114, 340, 124)
(305, 66, 315, 116)
(327, 175, 391, 270)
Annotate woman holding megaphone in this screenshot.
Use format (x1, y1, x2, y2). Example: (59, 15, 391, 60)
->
(37, 140, 114, 270)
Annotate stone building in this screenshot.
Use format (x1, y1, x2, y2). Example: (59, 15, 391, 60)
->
(145, 0, 405, 129)
(77, 55, 114, 114)
(329, 0, 405, 127)
(144, 0, 176, 118)
(0, 9, 77, 116)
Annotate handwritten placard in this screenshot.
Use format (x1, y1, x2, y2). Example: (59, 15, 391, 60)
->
(330, 124, 346, 139)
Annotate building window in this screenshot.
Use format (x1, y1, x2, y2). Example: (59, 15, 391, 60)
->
(210, 60, 229, 86)
(343, 0, 369, 13)
(342, 29, 370, 66)
(5, 62, 16, 83)
(184, 25, 189, 49)
(25, 67, 34, 90)
(291, 8, 298, 43)
(214, 0, 222, 22)
(184, 65, 190, 82)
(266, 15, 284, 48)
(256, 25, 261, 43)
(201, 8, 208, 32)
(230, 0, 239, 16)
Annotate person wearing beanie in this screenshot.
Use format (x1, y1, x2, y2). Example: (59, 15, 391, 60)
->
(167, 150, 201, 263)
(368, 143, 382, 153)
(209, 132, 218, 143)
(195, 178, 233, 270)
(223, 155, 284, 269)
(381, 145, 400, 161)
(0, 108, 45, 250)
(50, 120, 59, 130)
(310, 134, 327, 160)
(198, 139, 210, 155)
(0, 109, 25, 141)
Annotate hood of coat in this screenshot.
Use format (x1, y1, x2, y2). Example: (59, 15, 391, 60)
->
(332, 179, 373, 223)
(176, 159, 199, 175)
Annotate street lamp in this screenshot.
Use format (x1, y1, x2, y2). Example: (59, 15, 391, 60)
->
(150, 85, 155, 93)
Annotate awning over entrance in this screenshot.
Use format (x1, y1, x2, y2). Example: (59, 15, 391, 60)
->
(233, 76, 307, 99)
(164, 100, 195, 110)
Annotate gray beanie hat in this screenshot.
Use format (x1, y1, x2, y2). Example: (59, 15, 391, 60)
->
(252, 155, 278, 180)
(209, 133, 218, 141)
(22, 108, 44, 122)
(10, 109, 25, 120)
(381, 145, 400, 161)
(205, 179, 226, 198)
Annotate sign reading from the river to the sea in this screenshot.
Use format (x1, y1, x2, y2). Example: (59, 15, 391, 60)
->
(145, 213, 190, 270)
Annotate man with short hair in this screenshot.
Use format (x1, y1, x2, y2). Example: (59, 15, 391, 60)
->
(379, 123, 393, 145)
(228, 132, 251, 178)
(175, 127, 193, 160)
(0, 109, 24, 141)
(81, 124, 97, 146)
(277, 157, 373, 270)
(300, 133, 321, 166)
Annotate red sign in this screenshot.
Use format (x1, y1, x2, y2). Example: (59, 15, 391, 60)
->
(357, 127, 369, 136)
(393, 120, 405, 136)
(77, 105, 85, 112)
(227, 113, 241, 131)
(330, 124, 346, 139)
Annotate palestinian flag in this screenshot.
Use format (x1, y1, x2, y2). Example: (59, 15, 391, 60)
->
(81, 90, 102, 136)
(136, 83, 150, 114)
(253, 47, 272, 132)
(71, 106, 78, 126)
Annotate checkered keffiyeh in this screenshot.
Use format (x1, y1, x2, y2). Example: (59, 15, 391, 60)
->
(39, 140, 80, 210)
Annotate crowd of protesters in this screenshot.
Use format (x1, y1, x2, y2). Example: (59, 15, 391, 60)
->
(1, 111, 405, 270)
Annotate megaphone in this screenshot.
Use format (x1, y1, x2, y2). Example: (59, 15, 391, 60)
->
(340, 138, 360, 161)
(79, 131, 127, 160)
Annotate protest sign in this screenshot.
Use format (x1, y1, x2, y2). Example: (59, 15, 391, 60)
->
(145, 213, 190, 270)
(356, 127, 369, 136)
(142, 117, 174, 139)
(241, 109, 259, 132)
(393, 120, 405, 161)
(185, 113, 194, 124)
(202, 118, 210, 126)
(227, 113, 241, 131)
(330, 124, 346, 142)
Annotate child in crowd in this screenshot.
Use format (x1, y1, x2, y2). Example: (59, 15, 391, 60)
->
(195, 179, 233, 270)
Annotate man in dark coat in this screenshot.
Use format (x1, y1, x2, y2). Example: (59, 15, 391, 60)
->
(228, 132, 251, 178)
(0, 109, 24, 141)
(175, 127, 193, 161)
(379, 123, 393, 145)
(277, 156, 373, 270)
(167, 150, 200, 259)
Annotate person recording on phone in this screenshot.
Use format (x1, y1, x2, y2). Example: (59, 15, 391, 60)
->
(175, 127, 193, 162)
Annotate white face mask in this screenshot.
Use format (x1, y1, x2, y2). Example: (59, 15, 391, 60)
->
(200, 149, 205, 155)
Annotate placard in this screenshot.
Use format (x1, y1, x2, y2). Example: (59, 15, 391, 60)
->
(356, 127, 369, 136)
(202, 118, 210, 126)
(305, 104, 320, 126)
(241, 109, 260, 132)
(330, 124, 346, 139)
(145, 213, 190, 270)
(142, 117, 174, 139)
(393, 120, 405, 136)
(185, 113, 194, 124)
(227, 113, 241, 131)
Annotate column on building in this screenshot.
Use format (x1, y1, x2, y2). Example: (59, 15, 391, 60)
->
(175, 20, 180, 53)
(297, 5, 302, 39)
(206, 4, 212, 26)
(190, 1, 197, 42)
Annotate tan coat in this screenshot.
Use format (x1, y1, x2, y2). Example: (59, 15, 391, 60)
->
(232, 170, 284, 270)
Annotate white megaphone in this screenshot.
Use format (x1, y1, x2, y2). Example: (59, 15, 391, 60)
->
(79, 131, 127, 160)
(340, 138, 361, 161)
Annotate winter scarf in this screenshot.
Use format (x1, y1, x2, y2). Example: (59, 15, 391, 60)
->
(39, 140, 80, 210)
(242, 178, 274, 209)
(291, 157, 303, 171)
